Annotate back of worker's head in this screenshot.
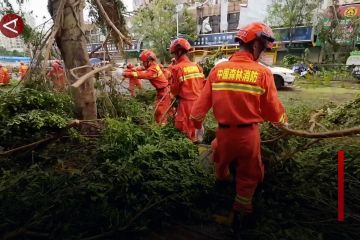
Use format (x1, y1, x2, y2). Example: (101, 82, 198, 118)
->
(169, 38, 192, 60)
(139, 49, 157, 68)
(126, 63, 134, 69)
(235, 22, 275, 61)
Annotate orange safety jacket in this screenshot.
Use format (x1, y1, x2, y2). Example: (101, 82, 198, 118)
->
(123, 62, 168, 90)
(159, 64, 173, 85)
(190, 51, 287, 128)
(170, 55, 205, 100)
(19, 65, 28, 79)
(47, 65, 65, 90)
(0, 67, 10, 85)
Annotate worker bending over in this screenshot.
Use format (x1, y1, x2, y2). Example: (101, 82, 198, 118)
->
(18, 62, 28, 80)
(169, 38, 205, 142)
(190, 22, 288, 238)
(125, 63, 143, 97)
(0, 64, 10, 85)
(47, 61, 66, 91)
(122, 50, 171, 125)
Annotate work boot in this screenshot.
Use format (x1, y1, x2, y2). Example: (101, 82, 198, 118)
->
(212, 210, 234, 226)
(231, 210, 247, 240)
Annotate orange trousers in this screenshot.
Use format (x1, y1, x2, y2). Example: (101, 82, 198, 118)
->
(175, 99, 197, 142)
(211, 124, 264, 213)
(154, 87, 171, 125)
(129, 78, 142, 97)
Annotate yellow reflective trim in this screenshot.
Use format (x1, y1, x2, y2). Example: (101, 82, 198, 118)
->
(183, 73, 204, 80)
(190, 114, 204, 121)
(212, 82, 265, 95)
(279, 113, 287, 124)
(184, 66, 198, 74)
(132, 72, 138, 77)
(235, 195, 252, 205)
(179, 73, 204, 82)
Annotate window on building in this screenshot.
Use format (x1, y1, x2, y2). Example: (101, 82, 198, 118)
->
(228, 12, 240, 31)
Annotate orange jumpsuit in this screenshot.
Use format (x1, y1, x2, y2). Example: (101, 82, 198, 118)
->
(127, 66, 143, 97)
(19, 64, 28, 80)
(190, 51, 287, 213)
(170, 55, 205, 142)
(47, 64, 66, 91)
(123, 62, 171, 125)
(0, 67, 10, 85)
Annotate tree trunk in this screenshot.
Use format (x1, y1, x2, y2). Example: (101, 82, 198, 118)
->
(48, 0, 97, 120)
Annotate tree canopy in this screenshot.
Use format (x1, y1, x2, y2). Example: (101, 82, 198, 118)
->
(266, 0, 321, 45)
(132, 0, 197, 62)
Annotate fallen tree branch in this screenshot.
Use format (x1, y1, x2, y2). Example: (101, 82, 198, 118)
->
(0, 120, 102, 157)
(94, 0, 132, 47)
(71, 64, 113, 88)
(261, 133, 288, 143)
(309, 109, 325, 132)
(70, 4, 89, 42)
(281, 139, 322, 161)
(80, 194, 178, 240)
(274, 125, 360, 138)
(42, 0, 66, 75)
(70, 65, 93, 80)
(0, 136, 58, 157)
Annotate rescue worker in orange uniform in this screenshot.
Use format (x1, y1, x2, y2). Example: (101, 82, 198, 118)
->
(18, 62, 28, 80)
(125, 63, 143, 97)
(169, 38, 205, 142)
(190, 22, 288, 238)
(0, 64, 10, 85)
(47, 61, 66, 91)
(122, 50, 171, 125)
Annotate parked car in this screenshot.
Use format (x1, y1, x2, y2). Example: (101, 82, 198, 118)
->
(260, 62, 296, 88)
(351, 66, 360, 80)
(346, 53, 360, 80)
(214, 58, 295, 89)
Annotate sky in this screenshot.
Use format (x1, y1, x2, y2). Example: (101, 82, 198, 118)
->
(7, 0, 133, 26)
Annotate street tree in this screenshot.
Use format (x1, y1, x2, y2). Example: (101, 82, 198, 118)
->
(266, 0, 321, 46)
(316, 1, 360, 62)
(179, 9, 198, 41)
(132, 0, 197, 62)
(2, 0, 131, 119)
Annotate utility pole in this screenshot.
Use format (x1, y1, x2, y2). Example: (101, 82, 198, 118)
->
(176, 4, 183, 38)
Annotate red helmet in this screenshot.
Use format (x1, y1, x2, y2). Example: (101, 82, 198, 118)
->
(139, 49, 157, 62)
(52, 62, 60, 69)
(169, 38, 192, 53)
(126, 63, 134, 69)
(235, 22, 275, 49)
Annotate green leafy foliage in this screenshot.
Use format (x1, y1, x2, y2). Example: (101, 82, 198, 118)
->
(132, 0, 197, 62)
(0, 88, 73, 148)
(281, 54, 301, 67)
(0, 87, 213, 239)
(326, 97, 360, 127)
